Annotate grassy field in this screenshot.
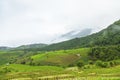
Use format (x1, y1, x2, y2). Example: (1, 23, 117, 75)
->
(0, 64, 120, 80)
(4, 64, 64, 72)
(0, 48, 120, 80)
(31, 48, 90, 66)
(0, 64, 67, 79)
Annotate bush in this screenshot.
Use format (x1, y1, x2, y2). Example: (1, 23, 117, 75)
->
(77, 61, 84, 68)
(102, 62, 110, 68)
(68, 63, 76, 67)
(95, 61, 110, 68)
(89, 61, 94, 65)
(114, 60, 120, 65)
(0, 67, 12, 74)
(83, 65, 91, 69)
(109, 61, 115, 67)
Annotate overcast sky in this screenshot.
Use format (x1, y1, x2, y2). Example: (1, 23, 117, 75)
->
(0, 0, 120, 47)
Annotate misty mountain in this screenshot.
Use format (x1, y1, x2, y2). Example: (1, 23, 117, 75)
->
(16, 43, 48, 50)
(61, 28, 92, 38)
(39, 19, 120, 51)
(52, 28, 92, 43)
(0, 47, 10, 50)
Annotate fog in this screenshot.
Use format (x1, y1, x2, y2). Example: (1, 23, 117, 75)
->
(0, 0, 120, 47)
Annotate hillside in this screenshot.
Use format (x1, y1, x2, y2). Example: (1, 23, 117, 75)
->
(16, 43, 47, 50)
(0, 47, 10, 50)
(39, 20, 120, 51)
(13, 45, 120, 67)
(30, 48, 90, 66)
(0, 50, 26, 65)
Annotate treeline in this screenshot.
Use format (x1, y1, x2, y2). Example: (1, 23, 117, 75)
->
(88, 45, 120, 61)
(95, 60, 120, 68)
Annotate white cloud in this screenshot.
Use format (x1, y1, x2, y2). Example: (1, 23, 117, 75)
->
(0, 0, 120, 47)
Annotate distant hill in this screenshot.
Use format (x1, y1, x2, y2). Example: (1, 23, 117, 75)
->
(0, 43, 47, 65)
(39, 20, 120, 51)
(16, 43, 48, 50)
(0, 47, 10, 50)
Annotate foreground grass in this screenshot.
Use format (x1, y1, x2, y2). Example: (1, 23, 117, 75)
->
(78, 65, 120, 76)
(0, 64, 120, 80)
(8, 64, 64, 72)
(0, 64, 67, 79)
(63, 77, 120, 80)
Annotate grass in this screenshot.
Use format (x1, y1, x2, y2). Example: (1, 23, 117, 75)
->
(32, 48, 89, 59)
(0, 64, 66, 79)
(31, 48, 90, 66)
(0, 50, 8, 54)
(64, 77, 120, 80)
(82, 65, 120, 76)
(0, 64, 120, 80)
(1, 64, 64, 72)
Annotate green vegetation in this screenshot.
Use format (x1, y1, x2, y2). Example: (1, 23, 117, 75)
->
(88, 45, 120, 61)
(0, 20, 120, 79)
(0, 64, 67, 80)
(0, 64, 120, 80)
(0, 64, 64, 72)
(0, 50, 24, 65)
(30, 48, 89, 66)
(0, 45, 119, 80)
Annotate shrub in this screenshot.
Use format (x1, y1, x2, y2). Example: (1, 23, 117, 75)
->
(109, 61, 115, 67)
(83, 65, 91, 69)
(77, 61, 84, 68)
(95, 60, 102, 67)
(89, 61, 94, 65)
(68, 63, 76, 67)
(95, 61, 110, 68)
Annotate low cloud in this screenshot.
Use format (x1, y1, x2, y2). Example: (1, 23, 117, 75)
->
(0, 0, 120, 47)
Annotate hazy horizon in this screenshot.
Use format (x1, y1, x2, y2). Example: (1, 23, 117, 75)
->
(0, 0, 120, 47)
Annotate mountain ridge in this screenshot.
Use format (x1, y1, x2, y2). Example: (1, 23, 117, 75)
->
(38, 20, 120, 51)
(51, 28, 92, 43)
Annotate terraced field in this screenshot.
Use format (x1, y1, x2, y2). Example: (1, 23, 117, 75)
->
(31, 48, 90, 66)
(0, 64, 120, 80)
